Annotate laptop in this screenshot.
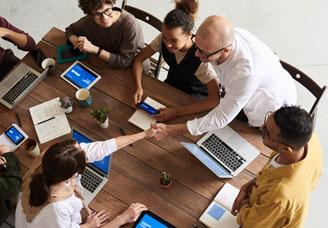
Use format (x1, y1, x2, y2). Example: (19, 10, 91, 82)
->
(0, 62, 48, 109)
(72, 129, 112, 205)
(182, 125, 260, 178)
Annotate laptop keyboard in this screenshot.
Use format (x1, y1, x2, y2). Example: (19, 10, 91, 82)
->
(2, 72, 38, 105)
(81, 169, 103, 193)
(201, 134, 246, 172)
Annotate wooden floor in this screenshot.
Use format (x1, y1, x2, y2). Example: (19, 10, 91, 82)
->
(0, 28, 271, 227)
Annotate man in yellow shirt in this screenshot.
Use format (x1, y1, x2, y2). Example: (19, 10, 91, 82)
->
(232, 105, 323, 228)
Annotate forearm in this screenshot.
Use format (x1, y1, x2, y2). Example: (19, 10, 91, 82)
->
(102, 215, 126, 228)
(132, 58, 144, 90)
(174, 96, 219, 118)
(168, 124, 189, 136)
(5, 29, 29, 49)
(115, 131, 147, 150)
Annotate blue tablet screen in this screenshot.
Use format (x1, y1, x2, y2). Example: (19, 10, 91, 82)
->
(5, 126, 25, 145)
(135, 214, 169, 228)
(64, 63, 97, 88)
(72, 130, 111, 175)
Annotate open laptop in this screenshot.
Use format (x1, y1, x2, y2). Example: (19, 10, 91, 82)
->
(72, 129, 112, 205)
(182, 126, 259, 178)
(0, 62, 48, 109)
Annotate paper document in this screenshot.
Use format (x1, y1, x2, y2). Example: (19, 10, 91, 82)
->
(29, 97, 71, 144)
(128, 97, 165, 130)
(199, 183, 240, 228)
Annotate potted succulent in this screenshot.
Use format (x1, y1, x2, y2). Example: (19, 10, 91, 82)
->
(159, 171, 172, 188)
(60, 96, 73, 113)
(90, 107, 109, 128)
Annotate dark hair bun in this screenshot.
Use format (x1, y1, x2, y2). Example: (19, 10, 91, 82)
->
(176, 0, 199, 17)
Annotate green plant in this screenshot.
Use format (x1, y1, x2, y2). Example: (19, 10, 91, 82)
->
(90, 108, 108, 123)
(159, 171, 171, 186)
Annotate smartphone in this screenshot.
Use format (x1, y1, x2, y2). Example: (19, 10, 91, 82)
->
(5, 125, 26, 145)
(30, 49, 46, 66)
(137, 101, 160, 115)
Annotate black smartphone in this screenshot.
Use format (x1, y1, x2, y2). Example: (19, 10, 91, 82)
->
(30, 49, 46, 66)
(137, 101, 160, 115)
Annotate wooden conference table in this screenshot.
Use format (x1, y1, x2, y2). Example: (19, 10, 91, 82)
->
(0, 28, 271, 227)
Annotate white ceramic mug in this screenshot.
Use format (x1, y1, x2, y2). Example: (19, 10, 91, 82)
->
(75, 88, 93, 107)
(41, 58, 56, 76)
(24, 138, 40, 157)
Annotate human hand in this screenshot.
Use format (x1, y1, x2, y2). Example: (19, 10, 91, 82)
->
(154, 108, 178, 122)
(117, 203, 148, 224)
(76, 36, 98, 54)
(0, 156, 7, 168)
(0, 145, 12, 155)
(150, 123, 170, 140)
(231, 188, 250, 215)
(0, 27, 10, 37)
(134, 87, 143, 105)
(85, 210, 109, 228)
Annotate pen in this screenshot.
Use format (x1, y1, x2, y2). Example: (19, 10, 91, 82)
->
(119, 127, 133, 147)
(15, 112, 22, 127)
(37, 116, 55, 125)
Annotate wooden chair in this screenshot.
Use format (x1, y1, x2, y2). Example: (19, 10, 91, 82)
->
(122, 2, 164, 78)
(280, 60, 327, 127)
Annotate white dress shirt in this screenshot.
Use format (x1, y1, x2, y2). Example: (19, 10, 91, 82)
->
(15, 139, 117, 228)
(187, 28, 297, 135)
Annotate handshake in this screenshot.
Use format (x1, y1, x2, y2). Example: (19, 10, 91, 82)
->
(145, 123, 187, 141)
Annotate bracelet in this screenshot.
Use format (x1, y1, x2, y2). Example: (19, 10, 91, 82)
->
(96, 47, 103, 56)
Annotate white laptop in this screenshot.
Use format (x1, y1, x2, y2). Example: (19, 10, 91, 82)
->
(0, 62, 48, 109)
(182, 126, 259, 178)
(72, 129, 112, 205)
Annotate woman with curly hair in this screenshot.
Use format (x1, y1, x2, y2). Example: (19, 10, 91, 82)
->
(66, 0, 145, 69)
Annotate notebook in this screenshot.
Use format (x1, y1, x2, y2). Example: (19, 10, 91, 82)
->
(181, 125, 260, 178)
(128, 97, 165, 130)
(199, 183, 239, 228)
(0, 62, 48, 109)
(29, 97, 71, 144)
(72, 129, 112, 205)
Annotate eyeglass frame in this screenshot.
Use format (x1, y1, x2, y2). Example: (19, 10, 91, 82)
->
(91, 7, 113, 19)
(262, 111, 292, 148)
(191, 34, 232, 58)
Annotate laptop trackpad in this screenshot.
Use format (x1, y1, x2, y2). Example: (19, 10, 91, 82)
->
(226, 133, 245, 151)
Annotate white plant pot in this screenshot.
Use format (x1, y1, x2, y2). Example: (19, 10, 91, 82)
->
(63, 106, 73, 113)
(99, 117, 109, 128)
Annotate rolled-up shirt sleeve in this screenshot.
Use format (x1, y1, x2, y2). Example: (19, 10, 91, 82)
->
(80, 139, 117, 163)
(187, 63, 260, 135)
(0, 16, 36, 51)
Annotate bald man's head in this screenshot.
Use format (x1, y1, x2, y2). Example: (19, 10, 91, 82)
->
(197, 15, 234, 49)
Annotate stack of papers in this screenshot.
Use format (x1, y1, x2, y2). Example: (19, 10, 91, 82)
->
(29, 97, 71, 144)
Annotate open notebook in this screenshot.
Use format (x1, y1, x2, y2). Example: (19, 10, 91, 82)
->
(200, 183, 240, 228)
(128, 97, 165, 130)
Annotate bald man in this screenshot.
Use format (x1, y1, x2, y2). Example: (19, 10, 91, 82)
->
(152, 15, 296, 139)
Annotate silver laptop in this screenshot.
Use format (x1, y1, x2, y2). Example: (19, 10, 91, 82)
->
(0, 62, 48, 109)
(182, 125, 259, 178)
(72, 129, 112, 205)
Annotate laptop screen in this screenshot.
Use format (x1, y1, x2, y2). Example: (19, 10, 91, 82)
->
(72, 129, 110, 175)
(63, 62, 99, 89)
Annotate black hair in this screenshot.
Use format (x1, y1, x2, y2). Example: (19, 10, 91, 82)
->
(78, 0, 116, 15)
(274, 105, 313, 150)
(164, 0, 199, 34)
(29, 140, 86, 207)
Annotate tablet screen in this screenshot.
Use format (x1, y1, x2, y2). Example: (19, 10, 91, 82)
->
(5, 126, 25, 145)
(72, 129, 110, 175)
(133, 211, 176, 228)
(63, 62, 99, 89)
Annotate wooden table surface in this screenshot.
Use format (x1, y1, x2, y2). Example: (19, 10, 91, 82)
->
(0, 27, 271, 227)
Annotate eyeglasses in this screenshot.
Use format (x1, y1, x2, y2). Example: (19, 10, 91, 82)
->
(92, 7, 113, 19)
(191, 34, 232, 58)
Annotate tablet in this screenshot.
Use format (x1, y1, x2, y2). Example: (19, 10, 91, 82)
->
(60, 61, 101, 89)
(132, 210, 176, 228)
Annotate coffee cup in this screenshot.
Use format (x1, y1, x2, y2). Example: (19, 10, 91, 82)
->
(41, 58, 56, 76)
(76, 88, 93, 107)
(24, 138, 40, 157)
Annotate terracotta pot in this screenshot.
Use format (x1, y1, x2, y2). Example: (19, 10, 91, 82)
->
(159, 180, 172, 189)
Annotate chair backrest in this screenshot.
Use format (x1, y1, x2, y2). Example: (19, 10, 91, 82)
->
(280, 60, 327, 126)
(122, 4, 164, 78)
